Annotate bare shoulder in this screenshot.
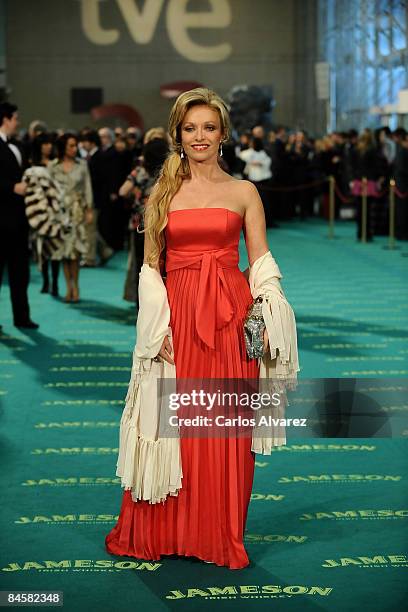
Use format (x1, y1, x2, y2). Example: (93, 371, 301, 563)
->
(236, 179, 259, 197)
(225, 177, 257, 196)
(229, 179, 261, 214)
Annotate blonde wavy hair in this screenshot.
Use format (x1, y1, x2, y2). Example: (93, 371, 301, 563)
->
(142, 87, 231, 267)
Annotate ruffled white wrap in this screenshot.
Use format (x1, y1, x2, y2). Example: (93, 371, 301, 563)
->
(248, 251, 300, 453)
(116, 250, 300, 503)
(115, 264, 182, 504)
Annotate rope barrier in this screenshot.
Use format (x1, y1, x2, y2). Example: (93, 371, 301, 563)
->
(326, 176, 408, 248)
(256, 176, 400, 199)
(248, 172, 408, 249)
(248, 175, 407, 248)
(335, 183, 388, 201)
(257, 178, 328, 192)
(334, 183, 353, 204)
(252, 175, 407, 248)
(394, 186, 408, 199)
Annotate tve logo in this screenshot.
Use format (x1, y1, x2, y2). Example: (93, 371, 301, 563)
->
(79, 0, 232, 63)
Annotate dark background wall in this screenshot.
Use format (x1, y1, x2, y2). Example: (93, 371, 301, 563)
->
(5, 0, 324, 133)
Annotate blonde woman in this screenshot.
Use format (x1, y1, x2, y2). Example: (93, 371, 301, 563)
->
(106, 88, 297, 569)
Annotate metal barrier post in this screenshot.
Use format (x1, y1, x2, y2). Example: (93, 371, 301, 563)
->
(383, 179, 401, 251)
(328, 176, 335, 239)
(361, 177, 368, 243)
(389, 179, 396, 250)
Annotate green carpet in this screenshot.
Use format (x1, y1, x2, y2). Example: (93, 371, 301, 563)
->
(0, 219, 407, 611)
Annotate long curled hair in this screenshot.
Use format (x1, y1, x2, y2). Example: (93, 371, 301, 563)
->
(142, 88, 231, 267)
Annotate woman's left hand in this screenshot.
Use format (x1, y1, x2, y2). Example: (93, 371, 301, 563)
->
(85, 209, 94, 225)
(263, 327, 269, 355)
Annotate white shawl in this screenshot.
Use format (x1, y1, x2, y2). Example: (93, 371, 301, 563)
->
(116, 250, 300, 503)
(248, 250, 299, 453)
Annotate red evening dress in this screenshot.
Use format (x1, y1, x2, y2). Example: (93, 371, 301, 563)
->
(105, 207, 260, 569)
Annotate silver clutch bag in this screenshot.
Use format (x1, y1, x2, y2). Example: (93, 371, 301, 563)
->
(243, 296, 265, 359)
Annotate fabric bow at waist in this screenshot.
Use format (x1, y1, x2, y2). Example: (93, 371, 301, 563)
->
(166, 247, 238, 349)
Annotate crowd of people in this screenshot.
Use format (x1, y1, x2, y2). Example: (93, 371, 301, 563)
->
(232, 124, 408, 241)
(0, 99, 407, 330)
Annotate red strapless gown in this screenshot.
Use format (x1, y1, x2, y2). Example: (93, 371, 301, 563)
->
(105, 207, 259, 569)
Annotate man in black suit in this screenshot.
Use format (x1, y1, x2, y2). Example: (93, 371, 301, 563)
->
(0, 102, 38, 329)
(268, 126, 289, 221)
(81, 130, 113, 266)
(98, 127, 130, 251)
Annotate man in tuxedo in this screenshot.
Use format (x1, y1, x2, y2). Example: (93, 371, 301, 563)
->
(98, 127, 129, 251)
(81, 130, 113, 266)
(0, 102, 39, 329)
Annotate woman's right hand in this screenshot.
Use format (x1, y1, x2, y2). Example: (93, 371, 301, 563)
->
(155, 335, 175, 365)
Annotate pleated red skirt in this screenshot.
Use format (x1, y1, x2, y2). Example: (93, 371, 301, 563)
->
(106, 208, 259, 568)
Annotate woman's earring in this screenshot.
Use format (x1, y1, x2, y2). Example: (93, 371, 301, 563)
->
(180, 148, 185, 159)
(219, 142, 223, 157)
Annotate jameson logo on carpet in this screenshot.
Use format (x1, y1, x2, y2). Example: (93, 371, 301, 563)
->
(278, 474, 402, 483)
(20, 480, 287, 491)
(21, 477, 120, 486)
(164, 584, 333, 599)
(300, 509, 408, 521)
(30, 447, 119, 454)
(41, 400, 122, 406)
(44, 382, 127, 388)
(322, 555, 408, 568)
(272, 444, 377, 452)
(34, 421, 119, 428)
(1, 560, 161, 572)
(15, 515, 118, 524)
(244, 534, 308, 544)
(250, 493, 285, 501)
